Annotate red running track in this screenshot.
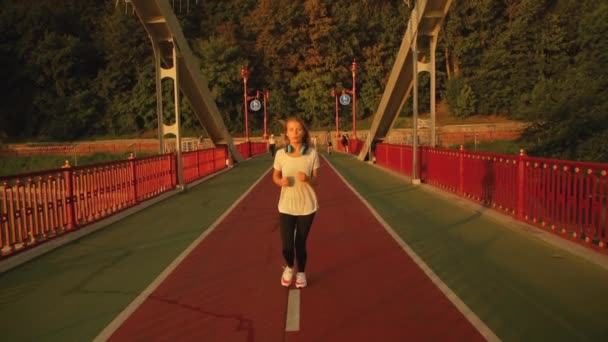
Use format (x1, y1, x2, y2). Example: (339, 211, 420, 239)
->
(107, 158, 485, 341)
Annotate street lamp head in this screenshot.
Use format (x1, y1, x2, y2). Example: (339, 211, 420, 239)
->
(351, 59, 357, 74)
(240, 66, 249, 80)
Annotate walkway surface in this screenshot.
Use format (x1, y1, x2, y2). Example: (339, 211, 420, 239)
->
(1, 153, 608, 341)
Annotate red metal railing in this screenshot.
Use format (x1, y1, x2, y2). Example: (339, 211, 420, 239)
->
(182, 147, 228, 183)
(349, 139, 364, 155)
(235, 141, 268, 160)
(521, 158, 607, 247)
(421, 147, 460, 192)
(376, 143, 608, 253)
(133, 154, 176, 202)
(251, 142, 268, 156)
(460, 150, 519, 213)
(375, 144, 415, 177)
(0, 146, 235, 259)
(236, 142, 251, 159)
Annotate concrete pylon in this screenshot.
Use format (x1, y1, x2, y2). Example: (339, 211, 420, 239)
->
(358, 0, 453, 169)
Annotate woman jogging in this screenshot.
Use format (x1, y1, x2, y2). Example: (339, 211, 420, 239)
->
(272, 117, 320, 288)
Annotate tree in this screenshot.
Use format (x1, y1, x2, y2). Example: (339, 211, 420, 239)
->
(521, 2, 608, 162)
(194, 33, 248, 132)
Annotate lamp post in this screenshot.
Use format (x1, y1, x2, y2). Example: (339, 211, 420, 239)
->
(240, 66, 253, 142)
(330, 88, 339, 138)
(341, 59, 357, 138)
(262, 90, 270, 140)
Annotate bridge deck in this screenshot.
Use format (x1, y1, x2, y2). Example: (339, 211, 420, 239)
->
(1, 153, 607, 341)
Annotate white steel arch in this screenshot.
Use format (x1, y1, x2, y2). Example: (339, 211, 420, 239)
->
(359, 0, 453, 183)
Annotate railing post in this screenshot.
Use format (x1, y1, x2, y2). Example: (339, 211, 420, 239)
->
(128, 153, 138, 204)
(226, 147, 233, 167)
(196, 149, 200, 179)
(399, 144, 404, 174)
(211, 147, 215, 172)
(1, 181, 11, 254)
(459, 145, 464, 195)
(61, 160, 76, 230)
(172, 152, 178, 187)
(417, 145, 422, 181)
(517, 149, 526, 219)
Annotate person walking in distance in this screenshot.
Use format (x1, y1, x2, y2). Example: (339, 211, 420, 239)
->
(272, 117, 320, 288)
(326, 131, 333, 154)
(268, 134, 276, 157)
(341, 133, 349, 153)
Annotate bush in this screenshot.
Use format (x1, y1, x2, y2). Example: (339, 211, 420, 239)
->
(445, 77, 477, 117)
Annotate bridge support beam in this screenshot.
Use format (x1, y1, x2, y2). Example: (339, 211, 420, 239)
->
(412, 32, 420, 184)
(415, 34, 439, 148)
(153, 42, 185, 189)
(358, 0, 452, 165)
(430, 35, 437, 147)
(410, 3, 443, 184)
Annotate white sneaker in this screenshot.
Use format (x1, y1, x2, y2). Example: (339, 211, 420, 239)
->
(281, 266, 294, 287)
(295, 272, 307, 288)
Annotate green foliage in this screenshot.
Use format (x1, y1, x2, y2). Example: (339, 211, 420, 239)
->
(1, 0, 606, 162)
(440, 0, 607, 162)
(518, 2, 608, 162)
(445, 77, 476, 117)
(456, 83, 477, 117)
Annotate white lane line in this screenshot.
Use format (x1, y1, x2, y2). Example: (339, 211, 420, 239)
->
(93, 167, 272, 342)
(285, 289, 301, 332)
(322, 155, 500, 342)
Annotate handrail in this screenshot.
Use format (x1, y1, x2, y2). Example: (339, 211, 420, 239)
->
(376, 143, 608, 254)
(0, 147, 234, 259)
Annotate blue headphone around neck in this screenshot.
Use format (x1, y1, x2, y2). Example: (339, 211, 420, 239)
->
(286, 144, 308, 154)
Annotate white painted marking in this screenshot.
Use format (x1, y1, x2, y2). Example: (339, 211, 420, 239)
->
(93, 167, 272, 342)
(322, 155, 500, 342)
(285, 289, 300, 332)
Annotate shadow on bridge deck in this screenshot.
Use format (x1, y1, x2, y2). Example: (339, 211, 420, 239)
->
(1, 152, 607, 341)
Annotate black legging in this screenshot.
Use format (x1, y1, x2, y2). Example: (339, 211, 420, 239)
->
(279, 212, 315, 272)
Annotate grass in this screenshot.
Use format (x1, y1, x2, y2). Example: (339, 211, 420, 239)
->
(0, 152, 154, 178)
(311, 112, 523, 131)
(448, 139, 525, 155)
(395, 113, 519, 128)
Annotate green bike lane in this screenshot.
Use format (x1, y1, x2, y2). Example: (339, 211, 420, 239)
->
(1, 152, 607, 341)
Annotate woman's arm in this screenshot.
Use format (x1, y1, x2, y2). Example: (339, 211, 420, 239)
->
(273, 168, 288, 187)
(308, 168, 319, 186)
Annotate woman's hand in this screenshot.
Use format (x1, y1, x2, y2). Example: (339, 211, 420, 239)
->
(296, 172, 307, 182)
(273, 169, 289, 187)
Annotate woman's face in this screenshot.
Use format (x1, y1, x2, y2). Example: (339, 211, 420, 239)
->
(286, 120, 304, 144)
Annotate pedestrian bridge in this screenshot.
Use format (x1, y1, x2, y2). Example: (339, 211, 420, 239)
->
(2, 1, 608, 339)
(1, 151, 607, 341)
